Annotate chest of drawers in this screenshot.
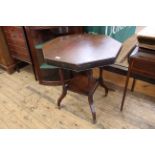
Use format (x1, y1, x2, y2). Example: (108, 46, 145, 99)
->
(2, 26, 31, 63)
(0, 27, 16, 73)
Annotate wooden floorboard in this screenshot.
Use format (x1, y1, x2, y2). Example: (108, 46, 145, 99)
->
(0, 68, 95, 128)
(0, 66, 155, 128)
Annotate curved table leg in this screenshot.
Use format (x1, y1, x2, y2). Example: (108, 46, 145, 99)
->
(57, 69, 68, 109)
(87, 70, 98, 123)
(99, 68, 108, 96)
(88, 95, 96, 124)
(57, 85, 67, 109)
(57, 69, 99, 123)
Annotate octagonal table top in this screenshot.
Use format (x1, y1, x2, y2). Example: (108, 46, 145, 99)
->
(42, 34, 122, 71)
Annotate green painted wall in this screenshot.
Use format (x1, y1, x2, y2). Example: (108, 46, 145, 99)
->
(85, 26, 136, 42)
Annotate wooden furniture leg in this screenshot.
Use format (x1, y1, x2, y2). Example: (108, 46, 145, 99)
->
(99, 68, 109, 96)
(57, 69, 68, 109)
(88, 95, 96, 124)
(87, 70, 97, 124)
(57, 69, 99, 123)
(120, 60, 134, 111)
(131, 78, 136, 92)
(16, 63, 20, 73)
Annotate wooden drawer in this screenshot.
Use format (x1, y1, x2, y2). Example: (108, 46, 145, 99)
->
(132, 59, 155, 79)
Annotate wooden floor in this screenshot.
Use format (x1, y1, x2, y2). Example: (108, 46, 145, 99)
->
(0, 66, 155, 128)
(0, 68, 95, 128)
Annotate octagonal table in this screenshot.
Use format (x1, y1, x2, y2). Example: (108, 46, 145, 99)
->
(42, 34, 122, 123)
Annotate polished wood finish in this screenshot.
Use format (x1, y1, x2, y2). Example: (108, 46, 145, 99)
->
(58, 68, 108, 123)
(103, 45, 155, 91)
(1, 26, 83, 82)
(43, 34, 122, 123)
(25, 26, 83, 85)
(2, 26, 37, 79)
(0, 27, 16, 73)
(131, 78, 136, 92)
(43, 34, 122, 71)
(121, 47, 155, 111)
(2, 26, 31, 63)
(120, 60, 134, 111)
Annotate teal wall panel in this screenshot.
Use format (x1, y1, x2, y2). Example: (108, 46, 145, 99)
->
(85, 26, 136, 42)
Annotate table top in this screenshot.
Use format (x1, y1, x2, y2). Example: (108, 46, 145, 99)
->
(42, 34, 122, 71)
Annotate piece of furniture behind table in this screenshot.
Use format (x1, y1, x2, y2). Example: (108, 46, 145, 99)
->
(120, 47, 155, 110)
(25, 26, 84, 85)
(120, 27, 155, 111)
(0, 27, 16, 74)
(2, 26, 36, 77)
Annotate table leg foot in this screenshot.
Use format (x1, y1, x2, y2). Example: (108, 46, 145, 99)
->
(88, 95, 96, 124)
(57, 85, 67, 109)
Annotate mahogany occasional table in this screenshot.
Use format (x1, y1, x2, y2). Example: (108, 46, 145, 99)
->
(42, 34, 122, 123)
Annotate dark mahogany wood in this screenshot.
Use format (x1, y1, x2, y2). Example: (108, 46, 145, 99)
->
(43, 34, 122, 71)
(25, 26, 83, 85)
(1, 26, 83, 82)
(99, 68, 108, 96)
(120, 60, 134, 111)
(0, 27, 16, 74)
(1, 26, 37, 79)
(2, 26, 31, 63)
(120, 47, 155, 111)
(42, 34, 122, 123)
